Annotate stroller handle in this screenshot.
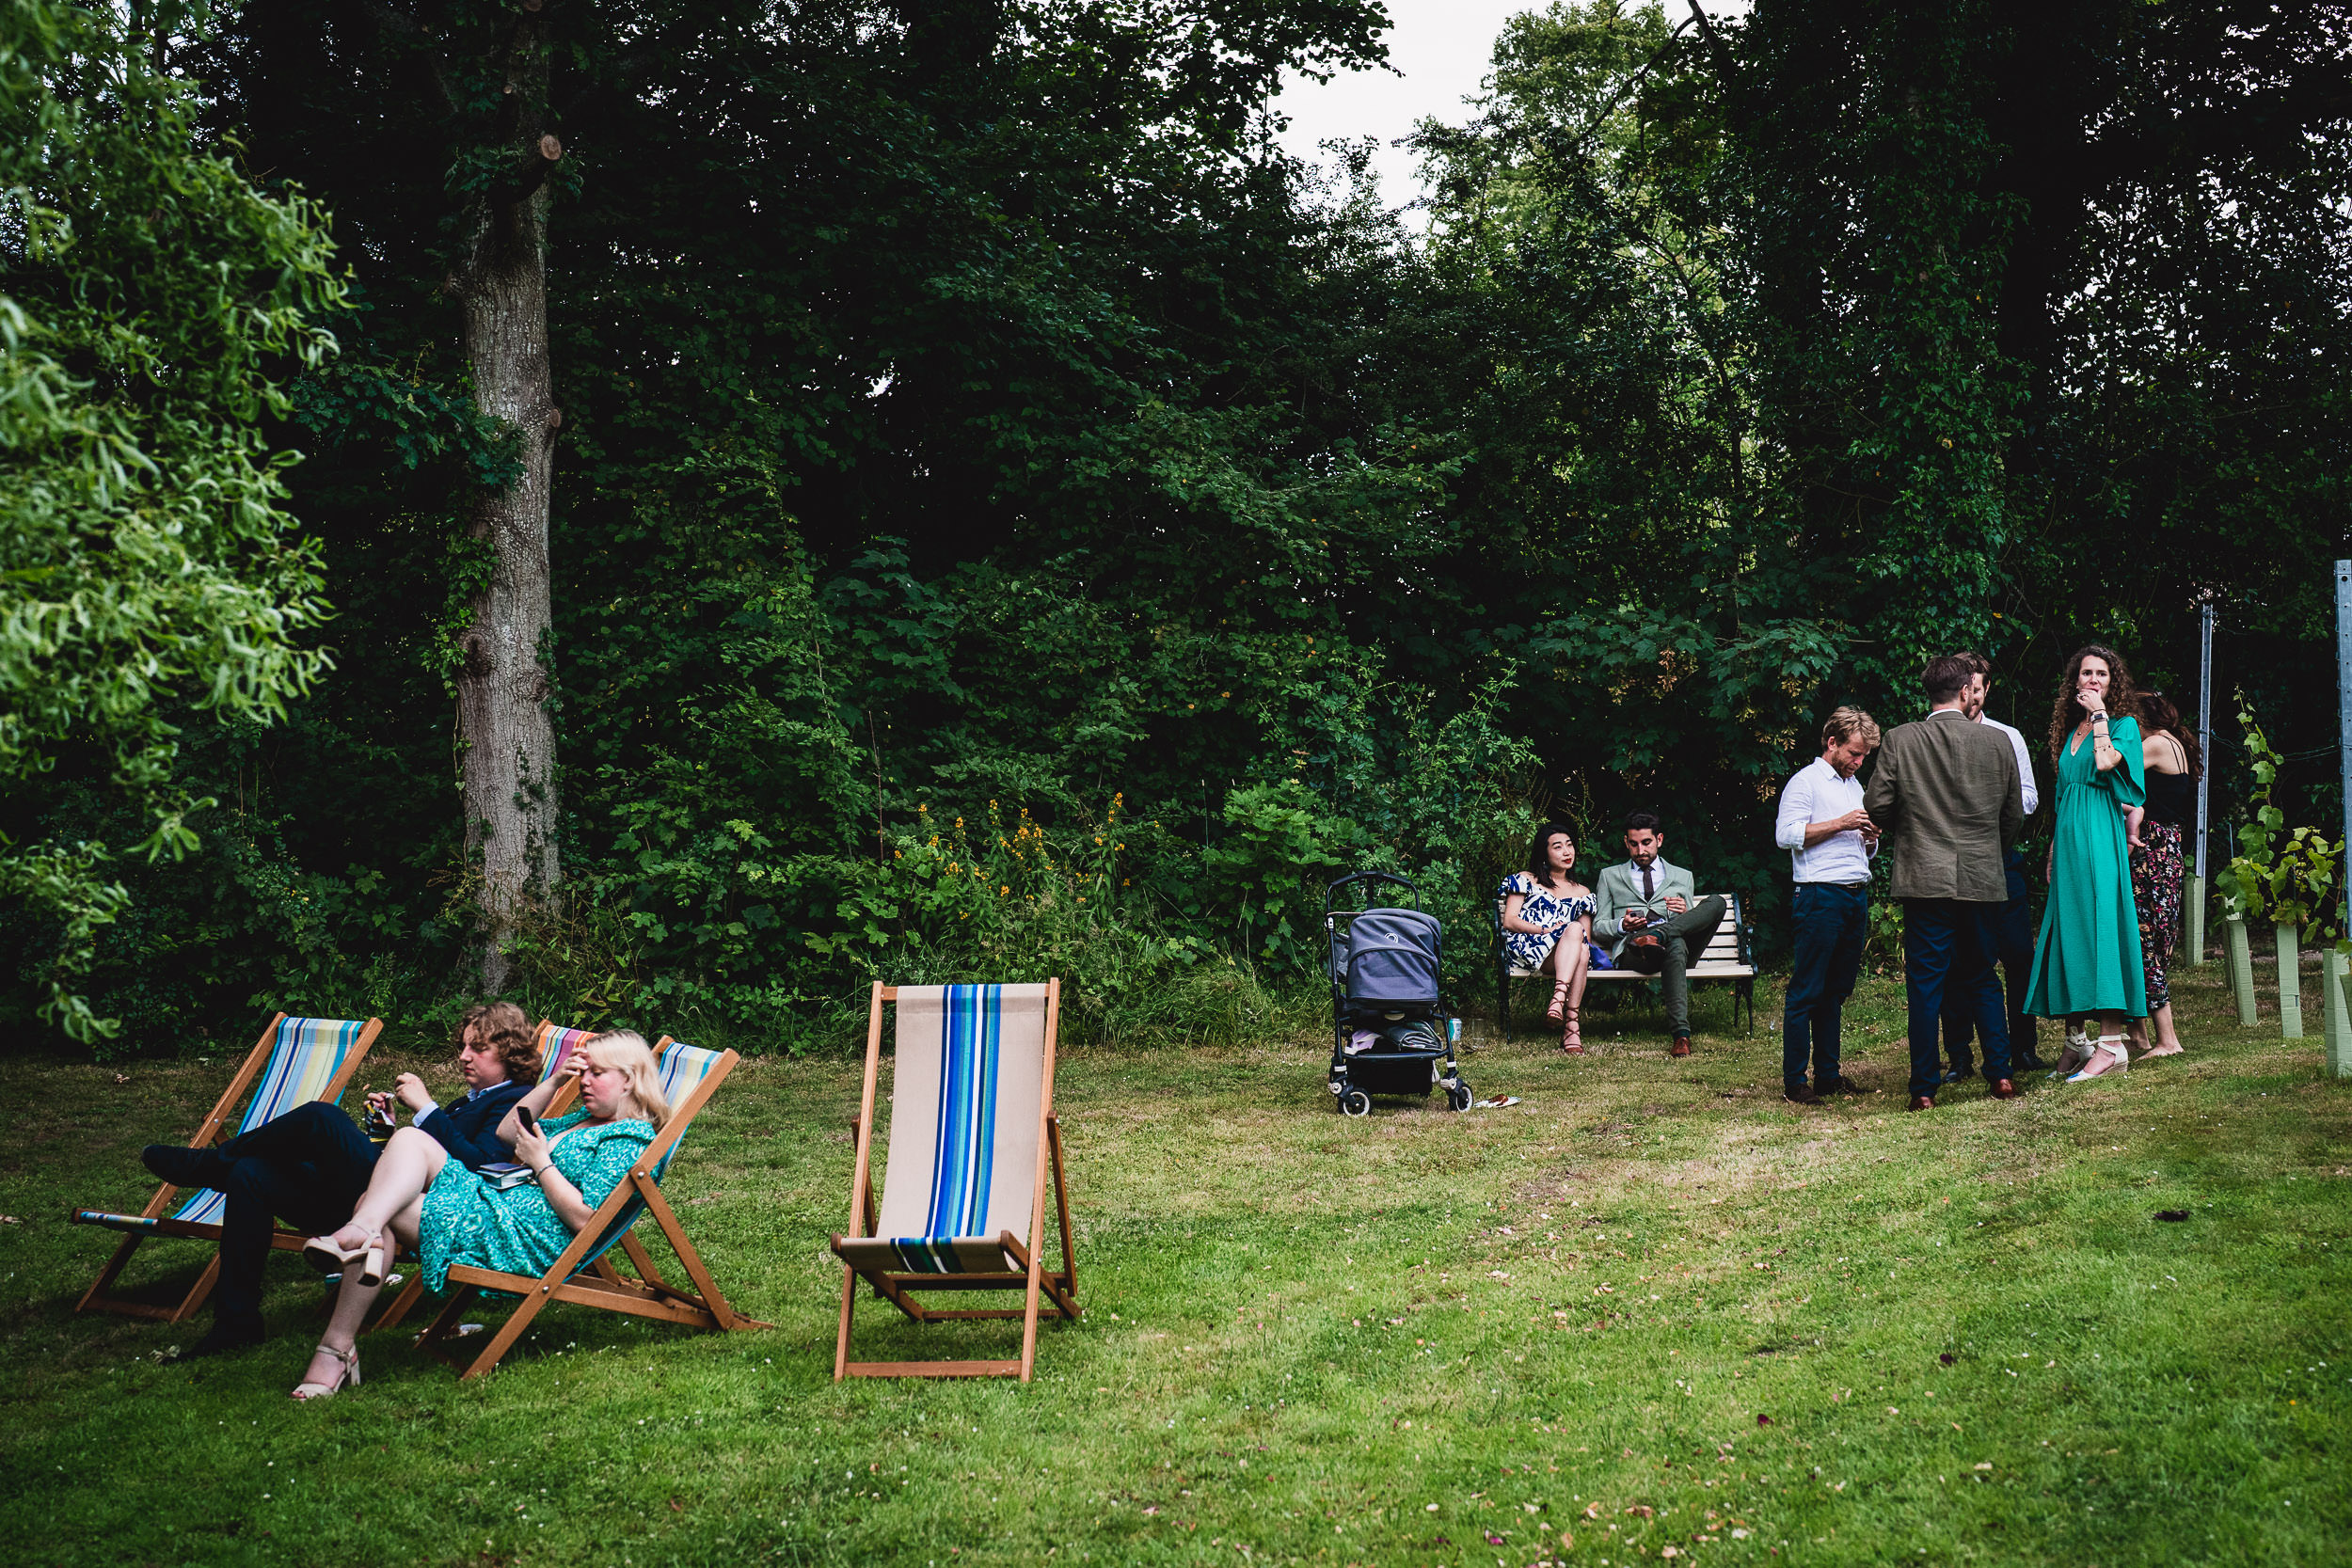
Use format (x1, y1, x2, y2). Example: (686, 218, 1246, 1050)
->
(1325, 870, 1420, 914)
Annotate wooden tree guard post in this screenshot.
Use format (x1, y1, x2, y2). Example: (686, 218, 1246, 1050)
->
(2225, 915, 2258, 1025)
(2323, 948, 2352, 1078)
(2184, 871, 2205, 967)
(2276, 923, 2305, 1038)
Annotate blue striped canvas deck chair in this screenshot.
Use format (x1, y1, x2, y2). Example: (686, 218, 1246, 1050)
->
(411, 1036, 767, 1379)
(831, 980, 1078, 1382)
(70, 1013, 381, 1323)
(372, 1017, 602, 1332)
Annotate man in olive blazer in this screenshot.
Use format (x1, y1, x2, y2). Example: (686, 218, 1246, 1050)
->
(1863, 654, 2026, 1108)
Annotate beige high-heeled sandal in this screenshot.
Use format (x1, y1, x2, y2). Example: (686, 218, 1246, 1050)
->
(1561, 1007, 1583, 1054)
(2066, 1035, 2130, 1083)
(303, 1227, 386, 1286)
(302, 1228, 371, 1275)
(1546, 977, 1571, 1025)
(291, 1341, 360, 1401)
(2054, 1029, 2093, 1076)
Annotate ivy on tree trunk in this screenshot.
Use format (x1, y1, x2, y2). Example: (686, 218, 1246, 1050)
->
(448, 6, 565, 988)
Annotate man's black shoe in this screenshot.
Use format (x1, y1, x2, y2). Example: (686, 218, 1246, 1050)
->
(1819, 1075, 1868, 1096)
(1783, 1085, 1822, 1105)
(2012, 1049, 2049, 1073)
(178, 1317, 266, 1359)
(140, 1143, 232, 1191)
(1936, 1067, 1979, 1087)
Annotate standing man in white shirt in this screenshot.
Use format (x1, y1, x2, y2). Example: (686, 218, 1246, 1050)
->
(1940, 652, 2046, 1076)
(1773, 706, 1882, 1104)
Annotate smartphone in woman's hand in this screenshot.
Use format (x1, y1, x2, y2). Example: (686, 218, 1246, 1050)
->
(515, 1104, 538, 1134)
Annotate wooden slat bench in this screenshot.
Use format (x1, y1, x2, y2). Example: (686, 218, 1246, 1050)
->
(1493, 892, 1756, 1039)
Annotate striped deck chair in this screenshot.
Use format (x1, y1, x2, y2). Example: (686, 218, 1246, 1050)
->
(411, 1036, 767, 1378)
(831, 980, 1079, 1382)
(371, 1018, 602, 1332)
(70, 1013, 381, 1323)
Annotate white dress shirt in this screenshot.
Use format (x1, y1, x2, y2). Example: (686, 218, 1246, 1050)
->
(1978, 713, 2039, 816)
(1774, 756, 1877, 884)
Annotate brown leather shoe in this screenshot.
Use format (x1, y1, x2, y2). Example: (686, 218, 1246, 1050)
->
(1908, 1095, 1935, 1112)
(1989, 1078, 2019, 1099)
(1784, 1085, 1821, 1105)
(1670, 1035, 1693, 1057)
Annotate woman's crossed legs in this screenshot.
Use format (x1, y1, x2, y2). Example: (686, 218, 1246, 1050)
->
(295, 1126, 448, 1396)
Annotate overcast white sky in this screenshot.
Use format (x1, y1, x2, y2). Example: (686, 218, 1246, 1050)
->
(1272, 1, 1748, 216)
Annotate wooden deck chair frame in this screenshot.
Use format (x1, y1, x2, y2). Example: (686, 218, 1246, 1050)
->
(832, 978, 1079, 1383)
(409, 1037, 768, 1379)
(72, 1012, 382, 1323)
(371, 1017, 595, 1333)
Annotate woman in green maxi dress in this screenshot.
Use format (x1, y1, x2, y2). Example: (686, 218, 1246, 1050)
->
(2023, 644, 2147, 1082)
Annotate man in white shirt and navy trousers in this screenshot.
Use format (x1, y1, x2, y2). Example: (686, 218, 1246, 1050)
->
(1773, 706, 1882, 1103)
(1939, 651, 2044, 1076)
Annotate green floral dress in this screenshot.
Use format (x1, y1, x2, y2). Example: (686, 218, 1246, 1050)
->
(419, 1110, 654, 1292)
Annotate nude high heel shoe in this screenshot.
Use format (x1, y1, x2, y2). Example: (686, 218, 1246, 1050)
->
(2054, 1029, 2093, 1076)
(1546, 977, 1571, 1025)
(2066, 1035, 2130, 1083)
(291, 1342, 360, 1401)
(1561, 1007, 1583, 1054)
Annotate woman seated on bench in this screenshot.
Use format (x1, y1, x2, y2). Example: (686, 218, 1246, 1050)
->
(288, 1031, 671, 1400)
(1499, 823, 1599, 1053)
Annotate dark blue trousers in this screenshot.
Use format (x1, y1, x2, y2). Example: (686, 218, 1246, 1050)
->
(1940, 849, 2037, 1071)
(1783, 882, 1867, 1088)
(211, 1101, 378, 1326)
(1903, 897, 2011, 1099)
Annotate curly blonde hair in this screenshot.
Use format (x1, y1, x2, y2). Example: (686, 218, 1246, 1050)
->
(580, 1030, 671, 1130)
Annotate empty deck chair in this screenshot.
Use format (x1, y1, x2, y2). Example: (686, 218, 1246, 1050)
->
(70, 1013, 382, 1322)
(409, 1036, 765, 1378)
(831, 980, 1079, 1382)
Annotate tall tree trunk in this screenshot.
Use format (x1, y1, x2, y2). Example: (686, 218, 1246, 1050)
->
(454, 20, 563, 993)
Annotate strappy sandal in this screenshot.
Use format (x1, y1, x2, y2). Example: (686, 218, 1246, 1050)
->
(1561, 1007, 1583, 1054)
(1545, 977, 1571, 1025)
(302, 1227, 386, 1287)
(2066, 1035, 2130, 1083)
(2054, 1030, 2093, 1077)
(291, 1341, 360, 1401)
(302, 1228, 371, 1275)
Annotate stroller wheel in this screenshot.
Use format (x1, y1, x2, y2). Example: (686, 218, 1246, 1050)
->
(1341, 1089, 1373, 1118)
(1448, 1082, 1474, 1113)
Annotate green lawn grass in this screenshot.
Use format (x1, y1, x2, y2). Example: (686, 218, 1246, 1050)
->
(4, 962, 2349, 1567)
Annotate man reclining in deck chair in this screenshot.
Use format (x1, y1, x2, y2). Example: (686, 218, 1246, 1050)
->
(135, 1002, 536, 1359)
(1593, 810, 1727, 1059)
(281, 1030, 668, 1399)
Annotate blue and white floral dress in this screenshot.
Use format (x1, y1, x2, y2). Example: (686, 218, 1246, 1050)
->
(1497, 872, 1597, 971)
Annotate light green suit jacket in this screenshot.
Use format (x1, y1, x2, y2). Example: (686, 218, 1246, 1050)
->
(1592, 856, 1696, 958)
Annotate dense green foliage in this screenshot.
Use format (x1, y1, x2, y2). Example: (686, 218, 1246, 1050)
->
(0, 0, 342, 1043)
(6, 0, 2351, 1053)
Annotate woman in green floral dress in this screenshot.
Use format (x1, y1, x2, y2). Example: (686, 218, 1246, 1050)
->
(289, 1032, 671, 1399)
(2023, 644, 2148, 1083)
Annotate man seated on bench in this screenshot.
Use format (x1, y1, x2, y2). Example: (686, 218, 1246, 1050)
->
(1594, 811, 1727, 1058)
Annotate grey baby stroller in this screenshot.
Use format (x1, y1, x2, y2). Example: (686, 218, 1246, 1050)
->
(1326, 872, 1471, 1116)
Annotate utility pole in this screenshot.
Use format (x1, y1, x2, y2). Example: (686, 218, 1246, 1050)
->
(2187, 600, 2214, 965)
